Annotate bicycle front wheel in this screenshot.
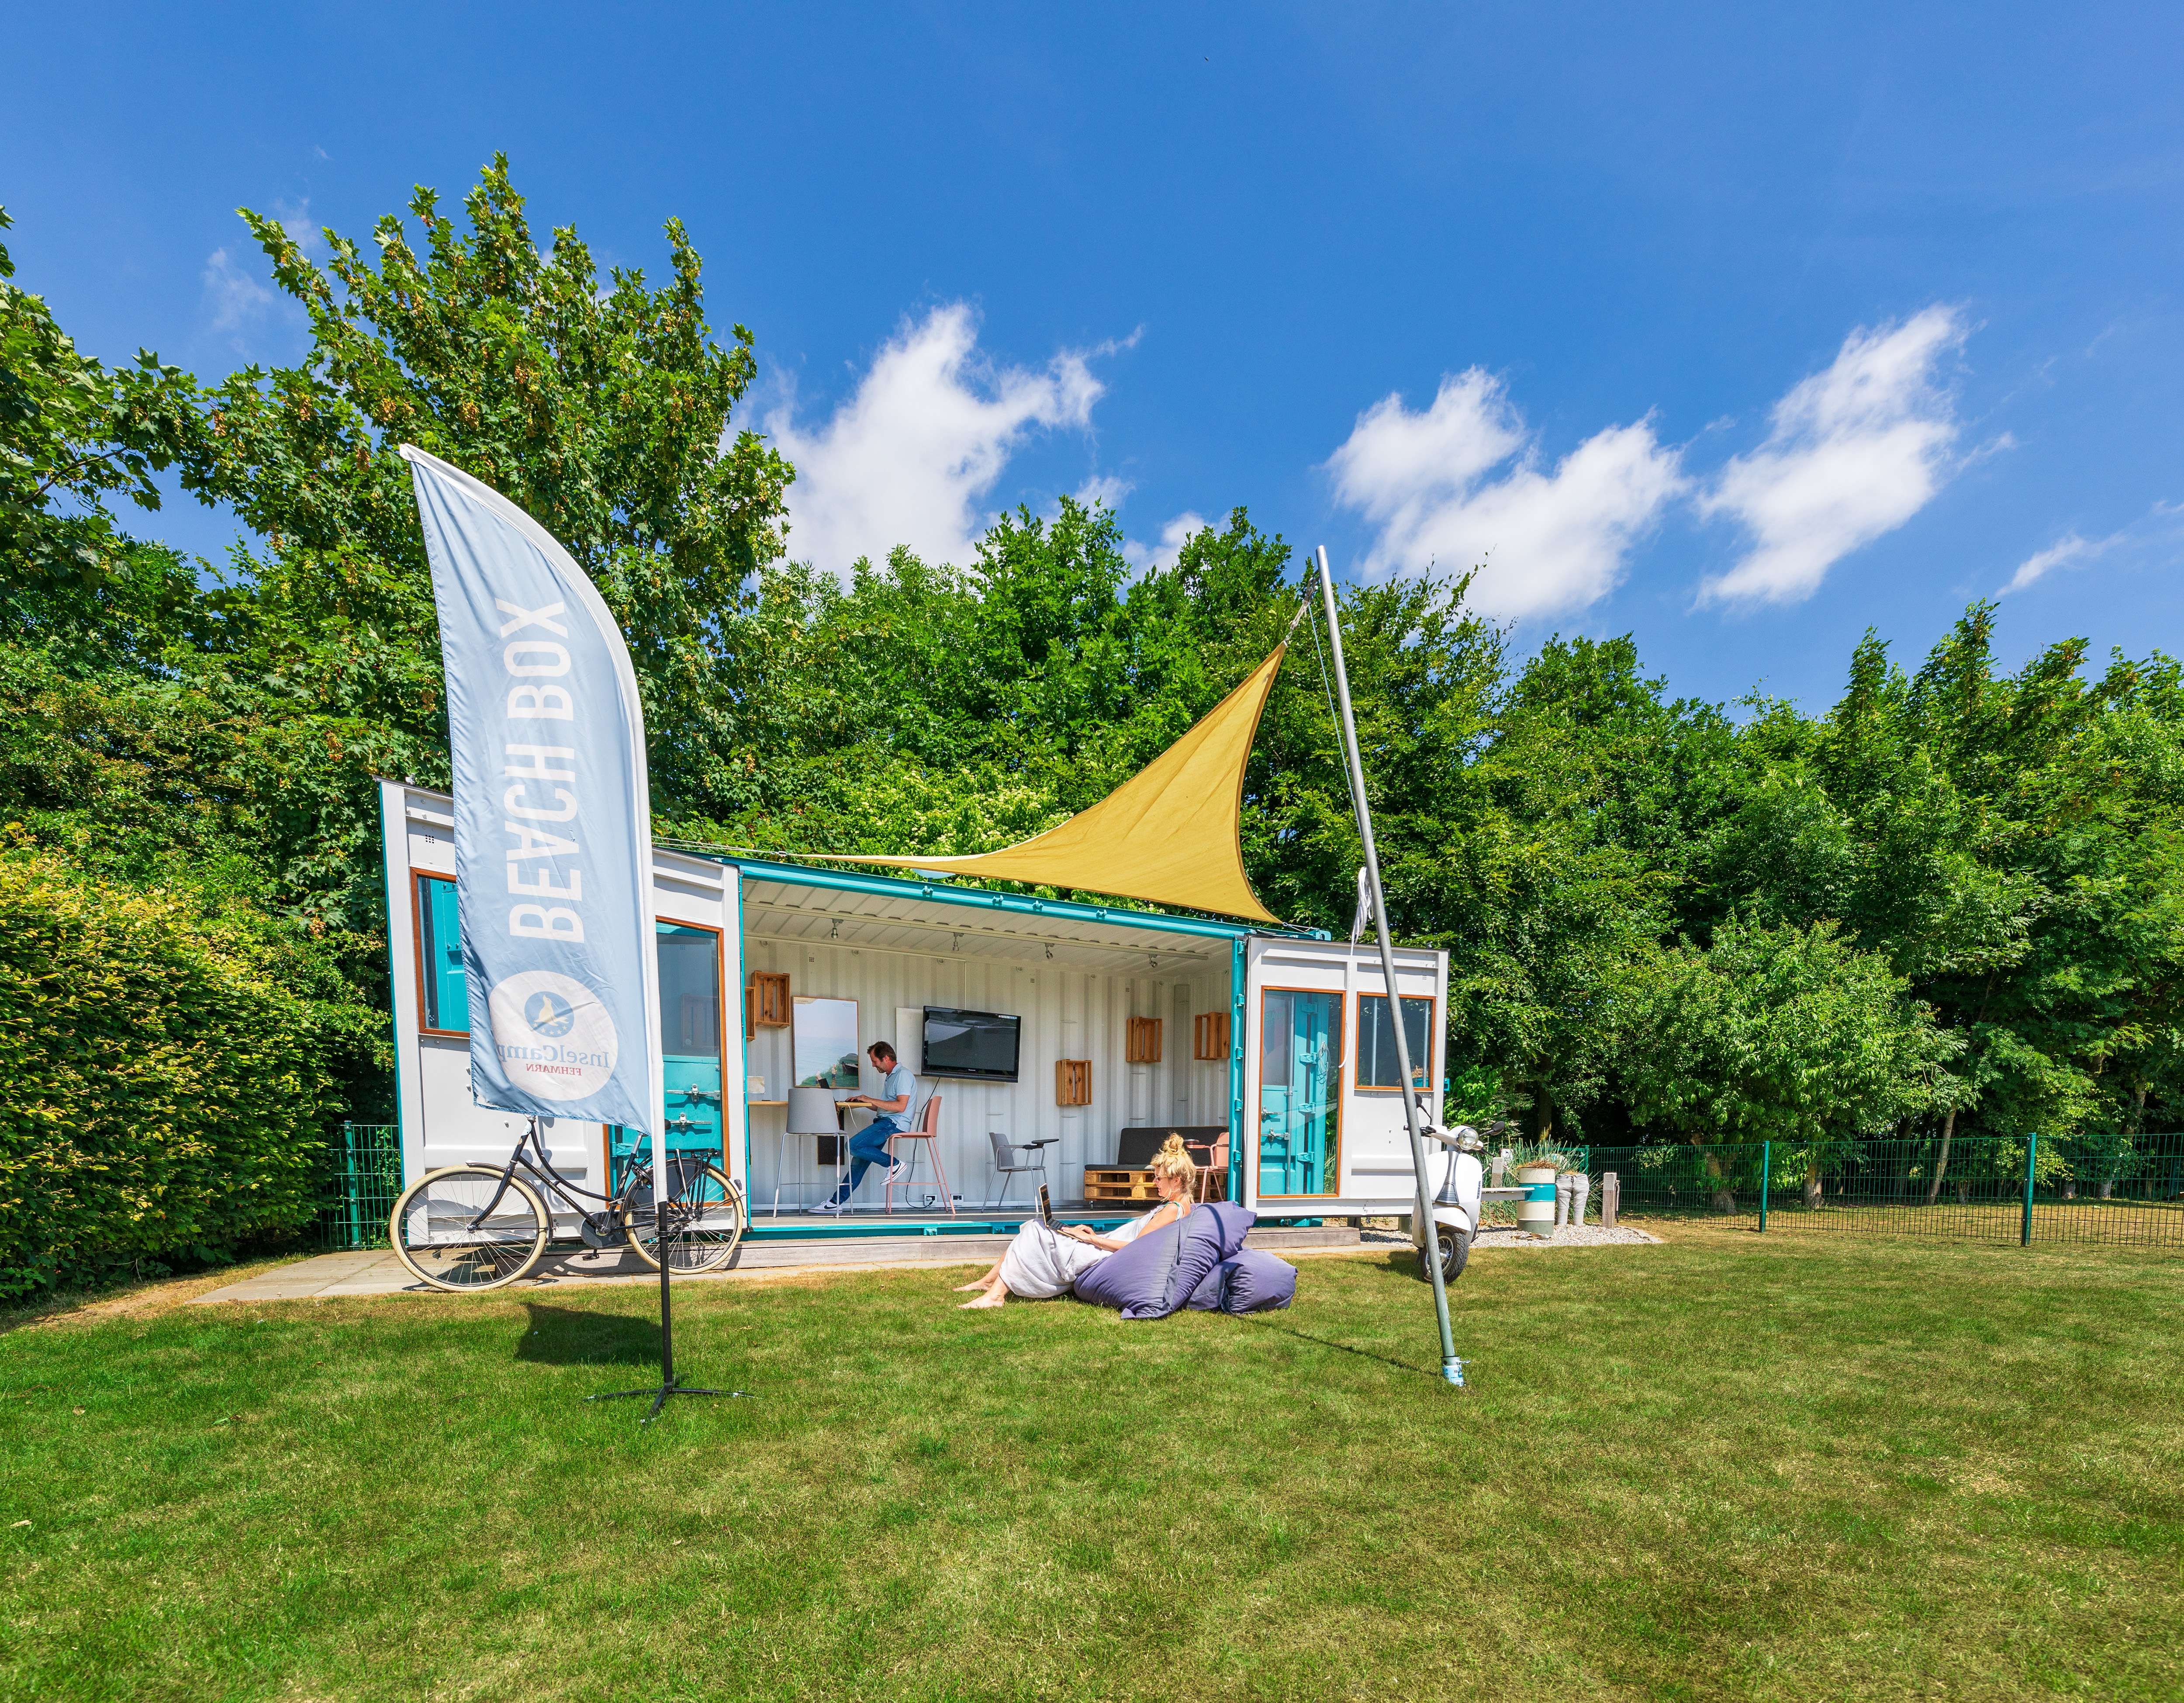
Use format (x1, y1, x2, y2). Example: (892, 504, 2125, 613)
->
(390, 1166, 549, 1293)
(620, 1160, 746, 1274)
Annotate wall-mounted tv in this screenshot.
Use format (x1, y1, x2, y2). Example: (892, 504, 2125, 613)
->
(922, 1006, 1022, 1083)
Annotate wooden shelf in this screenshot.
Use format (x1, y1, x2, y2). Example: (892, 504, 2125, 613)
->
(1055, 1059, 1092, 1106)
(746, 1099, 787, 1107)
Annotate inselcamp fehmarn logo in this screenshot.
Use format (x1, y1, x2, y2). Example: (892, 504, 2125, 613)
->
(488, 969, 619, 1101)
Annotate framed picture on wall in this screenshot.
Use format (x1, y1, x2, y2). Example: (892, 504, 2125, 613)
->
(793, 995, 861, 1089)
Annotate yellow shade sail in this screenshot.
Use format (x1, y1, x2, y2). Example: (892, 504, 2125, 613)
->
(834, 647, 1287, 925)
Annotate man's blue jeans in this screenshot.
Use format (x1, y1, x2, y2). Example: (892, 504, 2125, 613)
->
(827, 1117, 904, 1205)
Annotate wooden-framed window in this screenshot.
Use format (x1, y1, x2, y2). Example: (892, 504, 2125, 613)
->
(1356, 994, 1434, 1092)
(413, 873, 470, 1035)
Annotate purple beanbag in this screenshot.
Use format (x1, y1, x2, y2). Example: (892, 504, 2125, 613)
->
(1216, 1248, 1296, 1312)
(1074, 1201, 1254, 1319)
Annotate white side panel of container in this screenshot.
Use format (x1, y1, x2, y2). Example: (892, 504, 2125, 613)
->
(385, 787, 742, 1229)
(1243, 934, 1449, 1216)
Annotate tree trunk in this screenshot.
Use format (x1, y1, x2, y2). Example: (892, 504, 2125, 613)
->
(1923, 1106, 1959, 1206)
(1803, 1167, 1822, 1208)
(1533, 1082, 1554, 1147)
(1703, 1146, 1735, 1215)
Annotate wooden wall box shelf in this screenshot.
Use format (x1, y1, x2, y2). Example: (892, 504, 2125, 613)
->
(1125, 1017, 1163, 1064)
(746, 972, 791, 1031)
(1192, 1012, 1230, 1060)
(1055, 1059, 1092, 1106)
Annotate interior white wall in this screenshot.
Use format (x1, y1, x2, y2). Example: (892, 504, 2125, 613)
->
(739, 932, 1233, 1211)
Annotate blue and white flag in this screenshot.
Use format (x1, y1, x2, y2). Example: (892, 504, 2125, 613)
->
(402, 446, 662, 1149)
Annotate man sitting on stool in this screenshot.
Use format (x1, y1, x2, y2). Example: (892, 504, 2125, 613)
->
(812, 1041, 915, 1213)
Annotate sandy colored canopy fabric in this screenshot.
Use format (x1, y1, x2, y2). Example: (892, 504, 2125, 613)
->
(834, 648, 1286, 925)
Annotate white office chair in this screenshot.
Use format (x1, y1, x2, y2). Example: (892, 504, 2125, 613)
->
(988, 1130, 1059, 1210)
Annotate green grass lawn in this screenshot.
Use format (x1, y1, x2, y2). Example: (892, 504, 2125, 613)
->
(2, 1231, 2179, 1703)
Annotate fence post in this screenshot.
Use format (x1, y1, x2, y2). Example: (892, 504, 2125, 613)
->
(1759, 1141, 1770, 1233)
(2022, 1132, 2038, 1247)
(341, 1123, 360, 1252)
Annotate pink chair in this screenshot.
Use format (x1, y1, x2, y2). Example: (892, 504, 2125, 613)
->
(885, 1094, 954, 1216)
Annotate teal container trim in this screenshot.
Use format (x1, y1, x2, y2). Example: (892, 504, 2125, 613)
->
(725, 856, 1329, 943)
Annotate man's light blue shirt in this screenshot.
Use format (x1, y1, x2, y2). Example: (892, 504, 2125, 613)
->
(877, 1063, 916, 1120)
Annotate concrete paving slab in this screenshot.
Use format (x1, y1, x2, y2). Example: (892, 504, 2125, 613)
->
(191, 1222, 1365, 1304)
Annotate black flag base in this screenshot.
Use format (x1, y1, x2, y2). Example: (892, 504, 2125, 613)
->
(587, 1374, 747, 1425)
(587, 1203, 754, 1424)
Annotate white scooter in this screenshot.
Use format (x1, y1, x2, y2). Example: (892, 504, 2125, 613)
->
(1412, 1123, 1488, 1284)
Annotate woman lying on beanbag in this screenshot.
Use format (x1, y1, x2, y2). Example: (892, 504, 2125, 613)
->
(957, 1134, 1198, 1309)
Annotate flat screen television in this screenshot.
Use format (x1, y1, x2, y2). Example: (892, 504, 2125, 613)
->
(922, 1006, 1022, 1083)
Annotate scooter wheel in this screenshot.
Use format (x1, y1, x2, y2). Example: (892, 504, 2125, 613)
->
(1420, 1225, 1470, 1284)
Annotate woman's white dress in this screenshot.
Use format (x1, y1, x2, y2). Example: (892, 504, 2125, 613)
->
(996, 1207, 1168, 1299)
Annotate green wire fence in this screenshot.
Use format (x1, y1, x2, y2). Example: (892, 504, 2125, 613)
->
(314, 1123, 403, 1252)
(315, 1123, 2183, 1254)
(1537, 1132, 2184, 1249)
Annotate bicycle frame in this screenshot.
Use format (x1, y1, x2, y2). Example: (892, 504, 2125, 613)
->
(466, 1120, 621, 1238)
(462, 1120, 732, 1243)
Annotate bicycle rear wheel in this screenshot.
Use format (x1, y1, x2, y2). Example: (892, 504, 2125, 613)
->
(620, 1159, 746, 1273)
(390, 1166, 549, 1292)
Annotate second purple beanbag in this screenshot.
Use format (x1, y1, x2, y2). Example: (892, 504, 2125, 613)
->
(1186, 1249, 1298, 1313)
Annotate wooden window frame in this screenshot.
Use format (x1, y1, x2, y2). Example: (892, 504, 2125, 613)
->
(411, 871, 469, 1039)
(1353, 992, 1439, 1096)
(1254, 983, 1344, 1199)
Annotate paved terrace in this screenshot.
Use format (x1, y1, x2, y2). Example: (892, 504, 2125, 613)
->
(191, 1222, 1372, 1304)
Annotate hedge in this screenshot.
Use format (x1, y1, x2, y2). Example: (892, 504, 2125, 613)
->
(0, 849, 363, 1298)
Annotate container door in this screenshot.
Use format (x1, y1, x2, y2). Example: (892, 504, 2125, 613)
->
(609, 922, 726, 1191)
(1258, 988, 1341, 1196)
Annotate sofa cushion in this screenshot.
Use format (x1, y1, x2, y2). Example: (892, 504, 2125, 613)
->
(1112, 1126, 1227, 1168)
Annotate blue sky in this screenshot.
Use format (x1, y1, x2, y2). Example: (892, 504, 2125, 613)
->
(6, 3, 2182, 708)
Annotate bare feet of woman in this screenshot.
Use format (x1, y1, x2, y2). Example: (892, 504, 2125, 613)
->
(958, 1290, 1006, 1309)
(953, 1279, 988, 1291)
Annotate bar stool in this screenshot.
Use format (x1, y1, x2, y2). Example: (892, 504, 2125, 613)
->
(885, 1094, 954, 1216)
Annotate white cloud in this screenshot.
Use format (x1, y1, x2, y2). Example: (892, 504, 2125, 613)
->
(202, 247, 276, 340)
(201, 200, 322, 351)
(1074, 474, 1134, 513)
(1999, 502, 2184, 596)
(1698, 307, 1967, 606)
(1123, 511, 1212, 576)
(2000, 532, 2101, 596)
(767, 304, 1106, 575)
(1324, 368, 1683, 620)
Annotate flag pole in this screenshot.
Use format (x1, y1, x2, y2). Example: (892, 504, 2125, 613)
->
(1313, 547, 1464, 1387)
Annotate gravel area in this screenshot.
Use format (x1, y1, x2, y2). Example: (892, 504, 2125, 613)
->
(1360, 1222, 1661, 1250)
(1469, 1222, 1660, 1249)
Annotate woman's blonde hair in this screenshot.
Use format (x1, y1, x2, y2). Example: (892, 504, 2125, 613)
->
(1149, 1133, 1198, 1199)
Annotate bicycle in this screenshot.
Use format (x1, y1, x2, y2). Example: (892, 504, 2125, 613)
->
(389, 1118, 748, 1293)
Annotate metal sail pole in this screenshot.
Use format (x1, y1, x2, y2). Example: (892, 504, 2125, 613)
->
(1313, 547, 1463, 1386)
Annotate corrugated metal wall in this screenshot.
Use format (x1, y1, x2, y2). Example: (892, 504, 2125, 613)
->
(740, 934, 1231, 1211)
